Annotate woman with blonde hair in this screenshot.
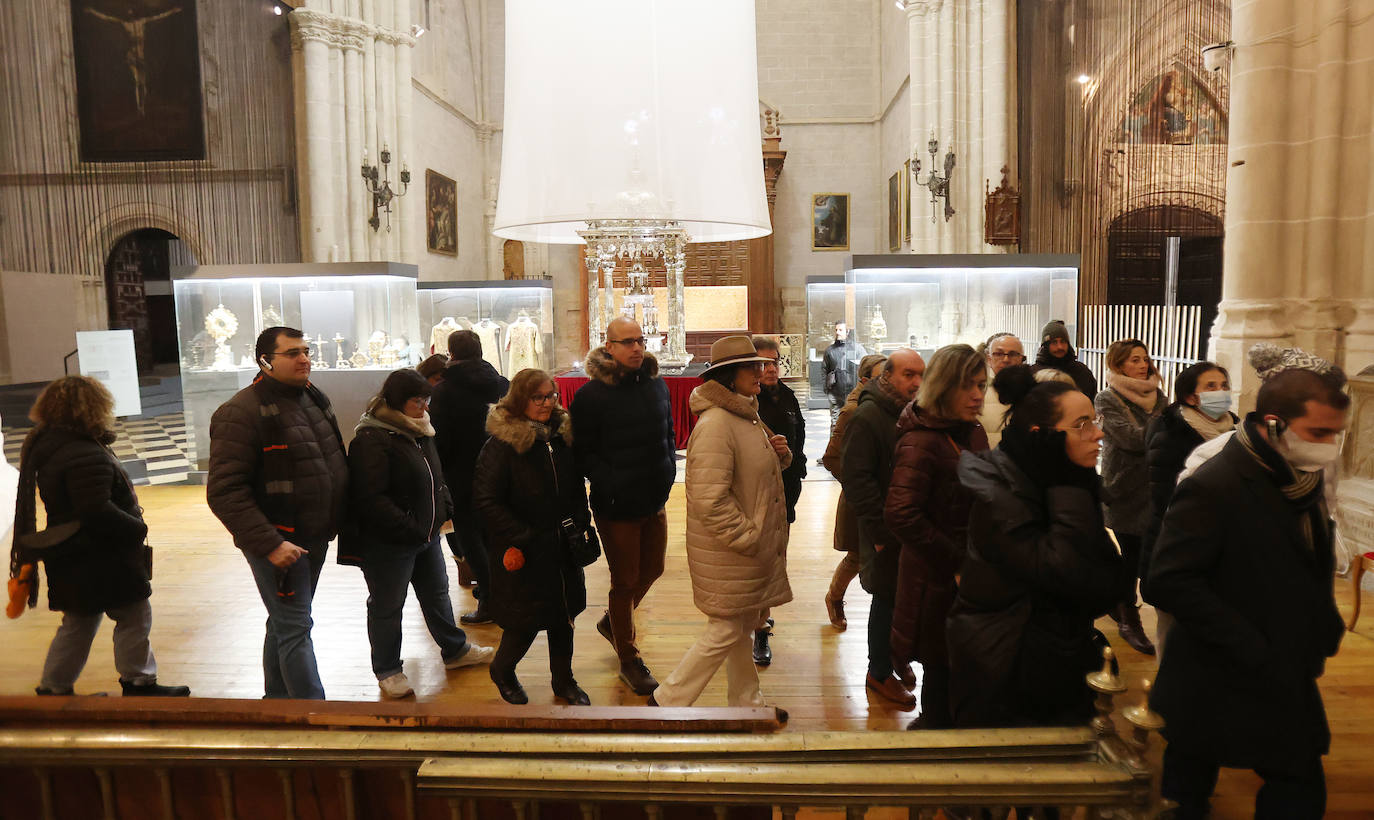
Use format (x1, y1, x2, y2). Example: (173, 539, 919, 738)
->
(9, 376, 189, 696)
(473, 368, 596, 705)
(884, 344, 989, 728)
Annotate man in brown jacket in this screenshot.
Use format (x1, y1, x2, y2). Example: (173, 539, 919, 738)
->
(207, 326, 348, 700)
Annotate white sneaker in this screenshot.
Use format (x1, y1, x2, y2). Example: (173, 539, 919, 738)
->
(378, 672, 414, 699)
(445, 643, 495, 670)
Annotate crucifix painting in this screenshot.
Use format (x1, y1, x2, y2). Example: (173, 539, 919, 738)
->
(71, 0, 206, 162)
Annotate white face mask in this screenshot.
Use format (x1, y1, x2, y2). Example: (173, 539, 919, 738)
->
(1277, 427, 1340, 473)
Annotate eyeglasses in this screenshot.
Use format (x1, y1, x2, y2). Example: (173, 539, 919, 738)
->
(407, 396, 431, 407)
(989, 351, 1024, 361)
(1059, 415, 1105, 440)
(271, 348, 311, 360)
(608, 337, 647, 348)
(530, 392, 558, 405)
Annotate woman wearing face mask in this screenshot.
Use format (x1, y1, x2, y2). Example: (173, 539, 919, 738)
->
(884, 344, 989, 729)
(1094, 339, 1166, 656)
(948, 365, 1125, 728)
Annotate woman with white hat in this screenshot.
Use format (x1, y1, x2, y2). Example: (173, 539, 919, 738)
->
(649, 336, 793, 721)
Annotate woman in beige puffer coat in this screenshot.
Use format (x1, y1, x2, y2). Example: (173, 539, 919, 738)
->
(650, 336, 793, 719)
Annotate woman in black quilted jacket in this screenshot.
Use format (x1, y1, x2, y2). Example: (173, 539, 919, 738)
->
(9, 376, 188, 697)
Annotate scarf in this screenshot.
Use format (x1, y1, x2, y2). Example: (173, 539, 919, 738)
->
(527, 419, 553, 443)
(875, 375, 908, 409)
(1179, 405, 1235, 442)
(356, 397, 436, 439)
(1234, 415, 1325, 553)
(1106, 370, 1163, 412)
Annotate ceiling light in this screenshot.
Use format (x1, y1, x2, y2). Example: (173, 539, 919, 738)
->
(1076, 74, 1091, 85)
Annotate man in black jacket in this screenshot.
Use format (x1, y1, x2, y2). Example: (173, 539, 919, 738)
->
(822, 322, 865, 429)
(1030, 320, 1098, 398)
(1148, 367, 1348, 819)
(429, 329, 510, 624)
(750, 335, 806, 665)
(208, 327, 348, 700)
(570, 317, 676, 695)
(839, 347, 923, 707)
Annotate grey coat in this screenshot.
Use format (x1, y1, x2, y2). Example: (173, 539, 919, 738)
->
(1094, 387, 1165, 536)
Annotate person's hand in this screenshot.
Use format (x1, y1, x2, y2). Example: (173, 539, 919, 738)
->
(769, 434, 790, 459)
(267, 541, 307, 569)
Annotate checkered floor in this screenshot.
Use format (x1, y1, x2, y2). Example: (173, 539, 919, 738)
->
(2, 412, 197, 486)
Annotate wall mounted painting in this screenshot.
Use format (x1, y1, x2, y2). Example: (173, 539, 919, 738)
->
(888, 172, 901, 251)
(426, 170, 458, 256)
(1118, 65, 1228, 146)
(903, 159, 913, 242)
(71, 0, 206, 162)
(811, 193, 849, 251)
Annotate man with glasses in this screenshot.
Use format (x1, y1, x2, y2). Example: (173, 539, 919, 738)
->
(570, 317, 676, 696)
(979, 332, 1024, 448)
(208, 326, 348, 700)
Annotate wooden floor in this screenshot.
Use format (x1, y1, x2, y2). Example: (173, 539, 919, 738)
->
(2, 479, 1371, 818)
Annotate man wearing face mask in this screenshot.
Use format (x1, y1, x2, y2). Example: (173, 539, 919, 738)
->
(1147, 360, 1348, 819)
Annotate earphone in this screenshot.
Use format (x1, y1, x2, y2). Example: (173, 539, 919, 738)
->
(259, 355, 273, 371)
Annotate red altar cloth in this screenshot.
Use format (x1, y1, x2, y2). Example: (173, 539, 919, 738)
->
(555, 373, 702, 450)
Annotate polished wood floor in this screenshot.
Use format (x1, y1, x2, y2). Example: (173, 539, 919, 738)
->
(2, 479, 1371, 818)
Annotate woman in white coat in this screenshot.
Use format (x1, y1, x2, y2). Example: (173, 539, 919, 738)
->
(650, 336, 793, 721)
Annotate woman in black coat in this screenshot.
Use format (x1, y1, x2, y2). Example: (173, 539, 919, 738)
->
(948, 366, 1125, 728)
(474, 368, 596, 706)
(8, 376, 188, 697)
(344, 369, 494, 699)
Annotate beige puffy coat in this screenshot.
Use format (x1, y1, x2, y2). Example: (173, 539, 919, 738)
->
(684, 380, 794, 618)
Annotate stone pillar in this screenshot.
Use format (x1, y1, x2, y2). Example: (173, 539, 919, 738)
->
(1211, 0, 1374, 405)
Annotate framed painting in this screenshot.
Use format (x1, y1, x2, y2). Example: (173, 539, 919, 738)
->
(71, 0, 205, 162)
(903, 159, 912, 242)
(426, 170, 458, 256)
(811, 193, 849, 251)
(888, 172, 901, 252)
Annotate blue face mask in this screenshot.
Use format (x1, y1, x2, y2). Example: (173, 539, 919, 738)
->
(1197, 390, 1232, 419)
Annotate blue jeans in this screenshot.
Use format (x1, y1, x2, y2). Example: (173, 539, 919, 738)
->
(363, 536, 470, 679)
(246, 543, 327, 700)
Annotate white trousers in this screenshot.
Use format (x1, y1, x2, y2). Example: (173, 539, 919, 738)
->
(653, 609, 768, 708)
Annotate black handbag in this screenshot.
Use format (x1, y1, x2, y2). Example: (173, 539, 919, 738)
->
(560, 518, 601, 567)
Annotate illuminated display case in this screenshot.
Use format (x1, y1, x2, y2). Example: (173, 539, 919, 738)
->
(417, 281, 554, 376)
(805, 255, 1080, 408)
(172, 262, 420, 467)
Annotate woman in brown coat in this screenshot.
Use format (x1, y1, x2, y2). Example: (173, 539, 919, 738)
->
(883, 344, 989, 729)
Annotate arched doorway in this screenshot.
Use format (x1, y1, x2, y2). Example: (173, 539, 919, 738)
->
(105, 228, 196, 375)
(1107, 205, 1224, 344)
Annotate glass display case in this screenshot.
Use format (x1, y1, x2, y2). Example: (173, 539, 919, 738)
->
(805, 255, 1080, 408)
(418, 281, 554, 376)
(172, 262, 420, 468)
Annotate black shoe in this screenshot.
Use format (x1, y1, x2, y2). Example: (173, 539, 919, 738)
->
(552, 680, 591, 706)
(647, 691, 660, 707)
(753, 629, 772, 666)
(1117, 606, 1157, 656)
(619, 657, 659, 695)
(120, 680, 191, 697)
(459, 602, 493, 625)
(34, 686, 73, 696)
(596, 611, 615, 646)
(774, 706, 789, 724)
(491, 670, 528, 705)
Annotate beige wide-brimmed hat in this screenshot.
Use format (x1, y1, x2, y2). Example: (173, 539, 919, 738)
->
(700, 335, 774, 377)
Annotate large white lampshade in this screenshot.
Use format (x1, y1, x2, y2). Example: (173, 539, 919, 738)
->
(494, 0, 772, 244)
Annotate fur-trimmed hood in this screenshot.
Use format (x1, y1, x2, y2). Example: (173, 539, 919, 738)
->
(584, 347, 660, 386)
(485, 404, 573, 453)
(689, 379, 760, 421)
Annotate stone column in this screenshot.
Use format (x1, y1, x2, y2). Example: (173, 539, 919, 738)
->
(291, 13, 335, 262)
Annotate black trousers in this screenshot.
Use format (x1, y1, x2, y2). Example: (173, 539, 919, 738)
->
(867, 591, 895, 680)
(1116, 532, 1143, 606)
(1161, 744, 1326, 820)
(493, 621, 576, 686)
(444, 514, 490, 600)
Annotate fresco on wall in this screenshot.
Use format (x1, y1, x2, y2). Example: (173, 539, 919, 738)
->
(71, 0, 206, 161)
(1118, 67, 1227, 145)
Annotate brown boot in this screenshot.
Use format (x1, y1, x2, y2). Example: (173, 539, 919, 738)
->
(1117, 604, 1156, 656)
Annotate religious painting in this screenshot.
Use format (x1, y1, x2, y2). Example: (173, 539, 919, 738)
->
(903, 159, 913, 242)
(984, 166, 1021, 246)
(71, 0, 205, 162)
(1118, 66, 1228, 146)
(426, 170, 458, 256)
(811, 193, 849, 251)
(888, 172, 901, 251)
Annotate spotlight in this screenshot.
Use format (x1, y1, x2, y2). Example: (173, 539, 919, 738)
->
(411, 24, 426, 37)
(1076, 74, 1091, 85)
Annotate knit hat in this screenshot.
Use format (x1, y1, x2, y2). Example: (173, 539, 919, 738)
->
(1247, 342, 1341, 383)
(1040, 320, 1070, 344)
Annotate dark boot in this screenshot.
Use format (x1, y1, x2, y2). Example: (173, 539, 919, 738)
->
(619, 657, 659, 696)
(459, 599, 493, 625)
(552, 679, 590, 706)
(490, 668, 528, 704)
(753, 628, 772, 666)
(120, 680, 191, 697)
(1117, 604, 1156, 656)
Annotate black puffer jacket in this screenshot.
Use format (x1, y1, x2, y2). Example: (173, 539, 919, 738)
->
(839, 377, 905, 598)
(756, 381, 806, 522)
(473, 406, 591, 633)
(430, 359, 509, 513)
(1031, 345, 1098, 398)
(207, 377, 348, 557)
(25, 428, 151, 614)
(948, 443, 1124, 728)
(341, 402, 454, 563)
(570, 349, 675, 521)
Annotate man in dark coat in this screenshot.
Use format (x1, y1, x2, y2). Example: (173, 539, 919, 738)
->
(1148, 367, 1348, 819)
(570, 317, 676, 695)
(429, 329, 510, 625)
(839, 347, 923, 706)
(208, 326, 348, 700)
(822, 322, 866, 429)
(750, 335, 806, 665)
(1030, 320, 1098, 397)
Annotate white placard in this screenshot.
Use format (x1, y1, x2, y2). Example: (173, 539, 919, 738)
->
(76, 330, 142, 417)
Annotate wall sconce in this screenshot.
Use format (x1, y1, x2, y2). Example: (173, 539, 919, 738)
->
(914, 134, 955, 223)
(360, 145, 410, 232)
